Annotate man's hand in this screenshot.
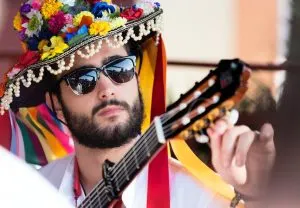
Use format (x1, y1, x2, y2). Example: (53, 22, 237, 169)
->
(207, 118, 275, 202)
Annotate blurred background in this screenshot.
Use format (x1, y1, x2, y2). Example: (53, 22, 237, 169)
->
(0, 0, 291, 164)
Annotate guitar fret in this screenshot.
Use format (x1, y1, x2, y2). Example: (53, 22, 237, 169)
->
(122, 160, 130, 181)
(132, 147, 140, 169)
(142, 135, 151, 157)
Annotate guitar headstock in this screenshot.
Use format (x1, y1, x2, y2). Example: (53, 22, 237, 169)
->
(161, 59, 251, 142)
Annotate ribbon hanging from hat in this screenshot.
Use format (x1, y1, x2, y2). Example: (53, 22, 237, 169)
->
(139, 37, 170, 208)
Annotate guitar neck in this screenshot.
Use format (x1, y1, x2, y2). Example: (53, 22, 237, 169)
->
(78, 118, 166, 208)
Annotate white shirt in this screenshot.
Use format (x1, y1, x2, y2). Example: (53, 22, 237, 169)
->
(0, 147, 73, 208)
(39, 155, 229, 207)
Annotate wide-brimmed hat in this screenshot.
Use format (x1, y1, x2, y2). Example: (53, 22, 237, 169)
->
(0, 0, 163, 114)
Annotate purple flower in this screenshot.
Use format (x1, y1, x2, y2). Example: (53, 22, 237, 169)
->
(92, 2, 115, 18)
(20, 4, 32, 15)
(154, 2, 160, 8)
(18, 30, 27, 41)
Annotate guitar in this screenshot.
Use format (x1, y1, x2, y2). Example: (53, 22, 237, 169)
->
(78, 59, 251, 208)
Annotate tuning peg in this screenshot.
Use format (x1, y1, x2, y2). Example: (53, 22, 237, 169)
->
(228, 109, 239, 125)
(181, 130, 193, 140)
(195, 133, 209, 144)
(194, 91, 202, 98)
(208, 79, 215, 87)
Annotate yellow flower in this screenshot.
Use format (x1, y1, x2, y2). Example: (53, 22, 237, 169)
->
(102, 0, 112, 3)
(110, 17, 127, 30)
(41, 0, 63, 19)
(73, 11, 95, 27)
(89, 21, 111, 36)
(41, 36, 69, 60)
(38, 39, 49, 52)
(13, 12, 23, 31)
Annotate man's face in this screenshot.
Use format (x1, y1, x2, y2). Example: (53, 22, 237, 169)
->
(57, 43, 144, 149)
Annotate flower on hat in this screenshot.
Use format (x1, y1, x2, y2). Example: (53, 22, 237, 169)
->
(19, 30, 27, 41)
(13, 12, 23, 32)
(7, 68, 21, 80)
(59, 0, 76, 7)
(27, 36, 40, 50)
(135, 2, 155, 15)
(7, 51, 41, 79)
(22, 10, 43, 37)
(38, 39, 50, 52)
(41, 36, 69, 60)
(120, 7, 144, 21)
(20, 3, 32, 15)
(64, 14, 73, 24)
(91, 2, 116, 18)
(48, 11, 66, 34)
(89, 20, 111, 36)
(65, 25, 89, 45)
(41, 0, 63, 19)
(31, 0, 42, 10)
(85, 0, 102, 5)
(73, 11, 95, 27)
(110, 17, 127, 30)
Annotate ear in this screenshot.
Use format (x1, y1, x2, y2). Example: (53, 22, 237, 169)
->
(45, 92, 66, 123)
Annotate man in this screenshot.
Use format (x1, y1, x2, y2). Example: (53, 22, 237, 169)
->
(0, 0, 275, 207)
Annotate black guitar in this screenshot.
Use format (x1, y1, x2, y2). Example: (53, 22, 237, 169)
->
(78, 59, 251, 208)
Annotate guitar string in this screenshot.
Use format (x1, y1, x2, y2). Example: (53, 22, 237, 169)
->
(80, 86, 224, 207)
(80, 98, 220, 207)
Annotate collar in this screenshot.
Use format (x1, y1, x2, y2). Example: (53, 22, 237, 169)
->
(57, 155, 148, 207)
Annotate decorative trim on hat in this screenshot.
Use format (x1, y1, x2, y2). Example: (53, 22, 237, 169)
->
(0, 13, 163, 115)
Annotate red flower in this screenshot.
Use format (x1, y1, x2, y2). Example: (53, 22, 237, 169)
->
(120, 7, 144, 21)
(48, 11, 66, 34)
(85, 0, 102, 5)
(14, 51, 41, 70)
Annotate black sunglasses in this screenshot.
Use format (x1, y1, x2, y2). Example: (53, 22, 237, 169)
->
(59, 55, 136, 95)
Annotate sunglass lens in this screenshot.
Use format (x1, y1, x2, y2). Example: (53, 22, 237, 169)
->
(68, 70, 98, 95)
(105, 58, 135, 84)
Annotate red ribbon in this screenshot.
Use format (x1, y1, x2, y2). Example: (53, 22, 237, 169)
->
(147, 37, 170, 208)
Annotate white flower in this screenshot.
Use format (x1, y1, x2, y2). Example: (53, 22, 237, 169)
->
(59, 0, 76, 6)
(135, 2, 155, 15)
(23, 10, 43, 37)
(61, 24, 75, 33)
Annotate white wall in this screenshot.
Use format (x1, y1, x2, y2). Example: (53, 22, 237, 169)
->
(159, 0, 237, 103)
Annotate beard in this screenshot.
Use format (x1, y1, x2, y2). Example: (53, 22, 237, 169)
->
(60, 91, 144, 149)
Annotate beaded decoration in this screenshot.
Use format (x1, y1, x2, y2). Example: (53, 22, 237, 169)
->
(0, 0, 163, 115)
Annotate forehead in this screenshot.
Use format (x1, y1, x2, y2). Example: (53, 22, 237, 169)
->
(58, 42, 128, 78)
(74, 43, 128, 68)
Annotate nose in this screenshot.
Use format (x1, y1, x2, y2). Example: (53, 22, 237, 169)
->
(96, 73, 116, 100)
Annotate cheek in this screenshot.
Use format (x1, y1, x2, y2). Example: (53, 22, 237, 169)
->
(116, 80, 139, 105)
(61, 86, 94, 116)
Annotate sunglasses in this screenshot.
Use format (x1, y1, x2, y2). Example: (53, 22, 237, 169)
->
(59, 55, 137, 95)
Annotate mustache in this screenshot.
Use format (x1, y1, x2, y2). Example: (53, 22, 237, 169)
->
(92, 99, 130, 116)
